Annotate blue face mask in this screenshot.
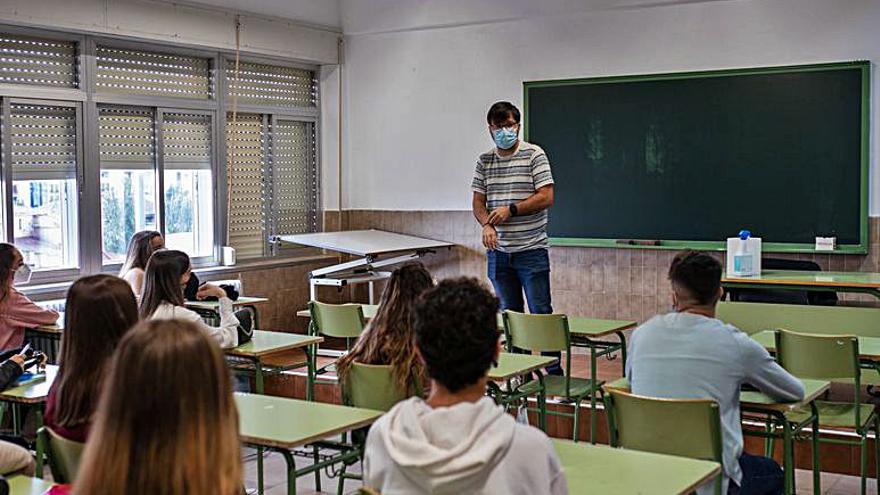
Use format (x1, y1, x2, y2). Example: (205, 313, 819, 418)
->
(493, 127, 518, 150)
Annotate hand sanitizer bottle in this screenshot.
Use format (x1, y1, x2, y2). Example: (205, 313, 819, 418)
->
(733, 230, 753, 276)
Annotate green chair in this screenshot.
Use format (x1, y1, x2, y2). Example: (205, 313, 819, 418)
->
(337, 363, 420, 495)
(604, 389, 723, 495)
(775, 329, 879, 495)
(503, 311, 601, 443)
(36, 427, 85, 483)
(308, 301, 366, 375)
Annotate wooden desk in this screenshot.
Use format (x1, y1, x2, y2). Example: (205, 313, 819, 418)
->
(723, 270, 880, 299)
(184, 296, 269, 311)
(225, 330, 323, 398)
(235, 393, 382, 495)
(7, 475, 55, 495)
(554, 439, 721, 495)
(0, 366, 58, 478)
(604, 377, 830, 495)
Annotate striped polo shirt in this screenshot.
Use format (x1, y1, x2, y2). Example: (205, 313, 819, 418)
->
(472, 141, 554, 253)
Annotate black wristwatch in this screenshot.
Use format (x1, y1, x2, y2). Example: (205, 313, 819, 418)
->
(509, 203, 518, 216)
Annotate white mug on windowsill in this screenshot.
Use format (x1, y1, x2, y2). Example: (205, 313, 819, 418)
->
(221, 246, 236, 266)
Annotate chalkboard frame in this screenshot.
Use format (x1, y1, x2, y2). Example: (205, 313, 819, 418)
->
(523, 61, 870, 254)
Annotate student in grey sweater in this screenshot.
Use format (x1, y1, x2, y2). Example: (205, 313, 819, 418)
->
(627, 251, 804, 495)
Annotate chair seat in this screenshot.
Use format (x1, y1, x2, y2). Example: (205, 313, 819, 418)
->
(519, 375, 602, 400)
(786, 400, 877, 430)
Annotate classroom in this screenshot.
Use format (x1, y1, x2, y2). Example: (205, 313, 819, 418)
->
(0, 0, 876, 494)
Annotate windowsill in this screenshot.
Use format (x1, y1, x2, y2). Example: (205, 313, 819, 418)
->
(21, 252, 340, 301)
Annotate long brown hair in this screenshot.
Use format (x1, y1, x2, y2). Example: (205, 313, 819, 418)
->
(73, 319, 241, 495)
(139, 250, 189, 319)
(54, 275, 138, 428)
(0, 243, 19, 304)
(337, 262, 434, 393)
(119, 230, 162, 276)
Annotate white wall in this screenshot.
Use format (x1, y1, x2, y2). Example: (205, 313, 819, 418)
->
(341, 0, 880, 213)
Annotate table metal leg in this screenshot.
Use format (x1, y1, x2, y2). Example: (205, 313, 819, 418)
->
(253, 357, 265, 495)
(12, 404, 19, 436)
(536, 372, 546, 431)
(811, 403, 820, 495)
(615, 331, 627, 373)
(278, 448, 297, 495)
(34, 408, 44, 478)
(783, 415, 794, 495)
(306, 345, 316, 402)
(590, 344, 598, 444)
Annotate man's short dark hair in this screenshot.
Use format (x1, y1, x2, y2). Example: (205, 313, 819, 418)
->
(487, 101, 521, 126)
(412, 277, 499, 393)
(668, 250, 722, 306)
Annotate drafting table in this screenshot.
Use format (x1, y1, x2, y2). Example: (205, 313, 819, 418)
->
(277, 230, 453, 303)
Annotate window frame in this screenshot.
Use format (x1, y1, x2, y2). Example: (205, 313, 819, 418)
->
(0, 25, 322, 283)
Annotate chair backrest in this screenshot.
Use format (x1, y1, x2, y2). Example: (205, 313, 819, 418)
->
(604, 389, 723, 494)
(342, 362, 418, 411)
(775, 329, 859, 382)
(503, 311, 569, 353)
(38, 427, 85, 483)
(717, 302, 880, 336)
(308, 301, 366, 339)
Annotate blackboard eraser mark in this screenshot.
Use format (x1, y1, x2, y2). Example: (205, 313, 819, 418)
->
(615, 239, 661, 246)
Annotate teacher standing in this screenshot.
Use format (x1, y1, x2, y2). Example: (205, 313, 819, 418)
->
(472, 101, 561, 375)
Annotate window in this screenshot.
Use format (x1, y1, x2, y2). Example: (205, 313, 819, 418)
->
(0, 33, 77, 88)
(96, 46, 211, 99)
(9, 102, 79, 270)
(98, 106, 157, 264)
(0, 28, 321, 281)
(162, 112, 213, 257)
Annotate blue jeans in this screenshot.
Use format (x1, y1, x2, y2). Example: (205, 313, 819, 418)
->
(728, 453, 784, 495)
(487, 248, 563, 375)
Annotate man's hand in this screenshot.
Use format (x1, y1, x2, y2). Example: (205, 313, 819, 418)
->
(482, 224, 499, 250)
(9, 354, 24, 369)
(487, 206, 512, 226)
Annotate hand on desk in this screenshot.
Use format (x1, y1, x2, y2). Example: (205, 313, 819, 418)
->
(197, 283, 227, 300)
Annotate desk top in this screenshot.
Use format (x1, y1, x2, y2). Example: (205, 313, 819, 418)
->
(752, 330, 880, 363)
(278, 230, 453, 257)
(184, 296, 269, 311)
(235, 393, 382, 449)
(298, 305, 635, 338)
(723, 270, 880, 289)
(604, 377, 830, 413)
(489, 353, 556, 381)
(7, 475, 56, 495)
(553, 439, 721, 495)
(225, 331, 322, 358)
(0, 365, 57, 404)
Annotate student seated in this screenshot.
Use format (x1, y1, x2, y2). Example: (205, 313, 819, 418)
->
(118, 230, 164, 297)
(0, 243, 59, 351)
(139, 250, 239, 348)
(45, 275, 139, 443)
(363, 278, 567, 495)
(336, 262, 434, 395)
(627, 250, 805, 495)
(0, 346, 49, 477)
(71, 319, 241, 495)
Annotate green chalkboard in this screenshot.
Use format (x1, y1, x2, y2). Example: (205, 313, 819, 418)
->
(524, 62, 869, 254)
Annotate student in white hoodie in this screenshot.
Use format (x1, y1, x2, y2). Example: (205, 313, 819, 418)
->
(138, 250, 238, 349)
(363, 277, 567, 495)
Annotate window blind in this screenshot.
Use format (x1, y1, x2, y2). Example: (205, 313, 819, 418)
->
(226, 61, 316, 108)
(98, 106, 155, 170)
(10, 103, 77, 179)
(0, 33, 77, 88)
(226, 113, 266, 259)
(269, 119, 317, 236)
(96, 46, 211, 99)
(163, 113, 211, 170)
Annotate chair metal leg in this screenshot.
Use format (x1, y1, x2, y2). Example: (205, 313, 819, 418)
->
(572, 399, 583, 442)
(783, 417, 794, 495)
(337, 462, 347, 495)
(313, 444, 322, 492)
(537, 373, 547, 431)
(875, 416, 880, 492)
(589, 345, 598, 444)
(861, 432, 868, 495)
(811, 407, 820, 495)
(764, 415, 774, 457)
